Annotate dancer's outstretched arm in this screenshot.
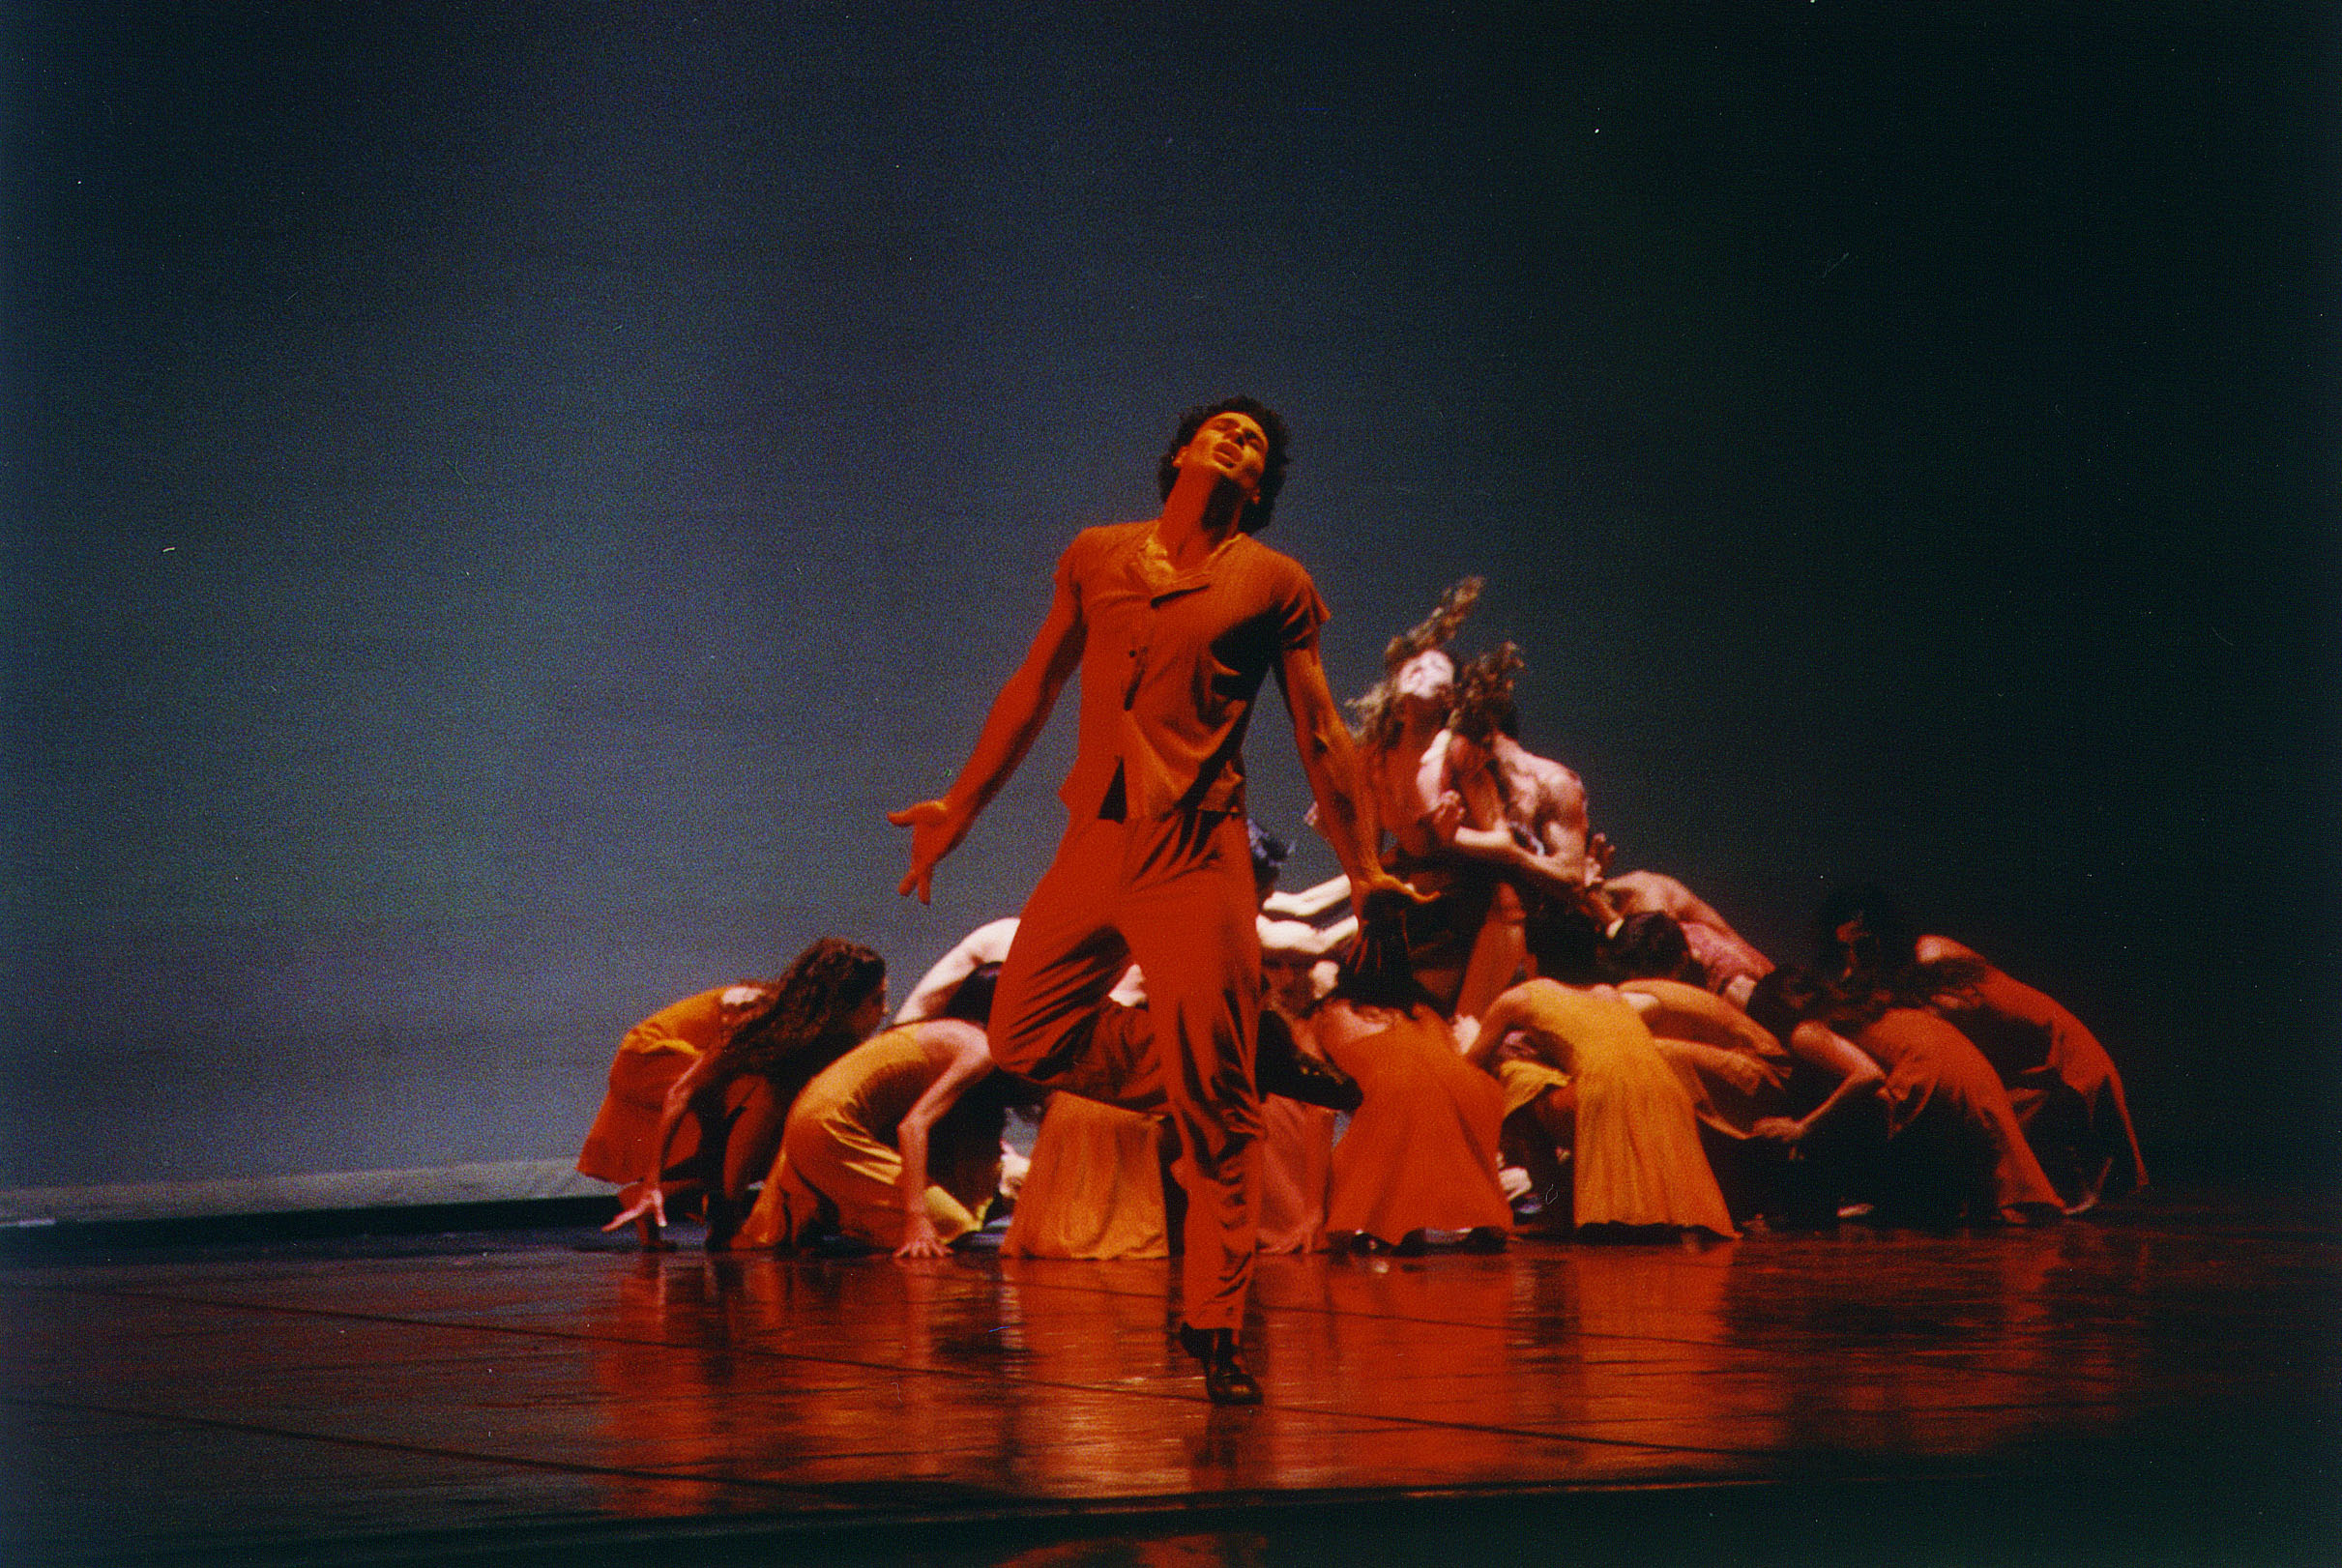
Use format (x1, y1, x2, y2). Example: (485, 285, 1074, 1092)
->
(1276, 639, 1424, 922)
(1261, 874, 1352, 921)
(1752, 1022, 1886, 1148)
(891, 586, 1085, 903)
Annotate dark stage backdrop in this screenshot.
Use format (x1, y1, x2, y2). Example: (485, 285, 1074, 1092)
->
(5, 5, 2332, 1187)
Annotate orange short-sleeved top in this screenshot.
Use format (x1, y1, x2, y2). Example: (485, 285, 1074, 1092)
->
(1053, 520, 1331, 822)
(617, 988, 732, 1058)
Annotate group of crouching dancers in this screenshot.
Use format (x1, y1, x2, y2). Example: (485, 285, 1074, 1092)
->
(580, 576, 2145, 1274)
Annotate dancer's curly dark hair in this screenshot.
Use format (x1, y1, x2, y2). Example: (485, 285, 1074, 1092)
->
(717, 937, 887, 1095)
(1744, 966, 1830, 1042)
(1810, 885, 1990, 1014)
(1599, 912, 1698, 984)
(1448, 642, 1525, 750)
(1156, 395, 1292, 534)
(1813, 884, 1919, 977)
(1745, 956, 1980, 1044)
(1381, 576, 1482, 676)
(1347, 577, 1482, 754)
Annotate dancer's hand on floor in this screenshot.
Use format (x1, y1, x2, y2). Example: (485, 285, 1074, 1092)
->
(894, 1214, 951, 1261)
(603, 1184, 667, 1234)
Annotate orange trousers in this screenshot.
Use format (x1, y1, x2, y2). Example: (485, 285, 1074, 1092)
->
(991, 810, 1262, 1332)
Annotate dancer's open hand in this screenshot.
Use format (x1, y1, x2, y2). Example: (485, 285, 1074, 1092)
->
(893, 1213, 951, 1260)
(888, 799, 972, 903)
(1587, 830, 1618, 878)
(602, 1183, 667, 1234)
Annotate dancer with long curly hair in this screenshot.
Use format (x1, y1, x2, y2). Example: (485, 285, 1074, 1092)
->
(596, 937, 889, 1249)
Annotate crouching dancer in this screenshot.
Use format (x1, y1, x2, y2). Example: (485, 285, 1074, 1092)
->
(891, 396, 1416, 1405)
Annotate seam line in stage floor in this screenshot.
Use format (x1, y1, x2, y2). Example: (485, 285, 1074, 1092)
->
(7, 1267, 2176, 1398)
(5, 1279, 1770, 1461)
(0, 1392, 850, 1505)
(17, 1384, 2012, 1549)
(14, 1436, 2010, 1568)
(2, 1385, 1806, 1520)
(3, 1269, 2168, 1397)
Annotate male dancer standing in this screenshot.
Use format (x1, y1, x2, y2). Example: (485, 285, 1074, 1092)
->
(891, 396, 1414, 1404)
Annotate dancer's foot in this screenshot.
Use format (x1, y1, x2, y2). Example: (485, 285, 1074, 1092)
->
(1177, 1322, 1263, 1406)
(1999, 1201, 2064, 1228)
(1254, 1009, 1361, 1112)
(702, 1196, 748, 1251)
(2064, 1156, 2113, 1216)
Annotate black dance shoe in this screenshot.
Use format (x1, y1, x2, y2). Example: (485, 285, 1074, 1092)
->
(1177, 1322, 1264, 1406)
(1254, 1010, 1361, 1113)
(701, 1196, 747, 1252)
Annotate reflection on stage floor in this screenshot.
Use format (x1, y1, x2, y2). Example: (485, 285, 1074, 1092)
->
(4, 1187, 2333, 1564)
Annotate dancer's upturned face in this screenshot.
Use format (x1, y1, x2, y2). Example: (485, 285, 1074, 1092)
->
(1177, 412, 1269, 499)
(1394, 650, 1455, 709)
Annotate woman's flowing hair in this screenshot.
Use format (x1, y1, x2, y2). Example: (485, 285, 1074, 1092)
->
(716, 937, 888, 1104)
(1347, 576, 1482, 755)
(1434, 640, 1528, 823)
(1811, 884, 1992, 1016)
(1447, 641, 1525, 749)
(1748, 954, 1993, 1045)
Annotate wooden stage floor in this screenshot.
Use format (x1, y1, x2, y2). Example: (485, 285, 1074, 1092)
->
(6, 1186, 2335, 1565)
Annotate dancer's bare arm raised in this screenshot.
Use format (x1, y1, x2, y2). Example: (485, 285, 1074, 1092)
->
(1278, 636, 1424, 924)
(889, 588, 1085, 904)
